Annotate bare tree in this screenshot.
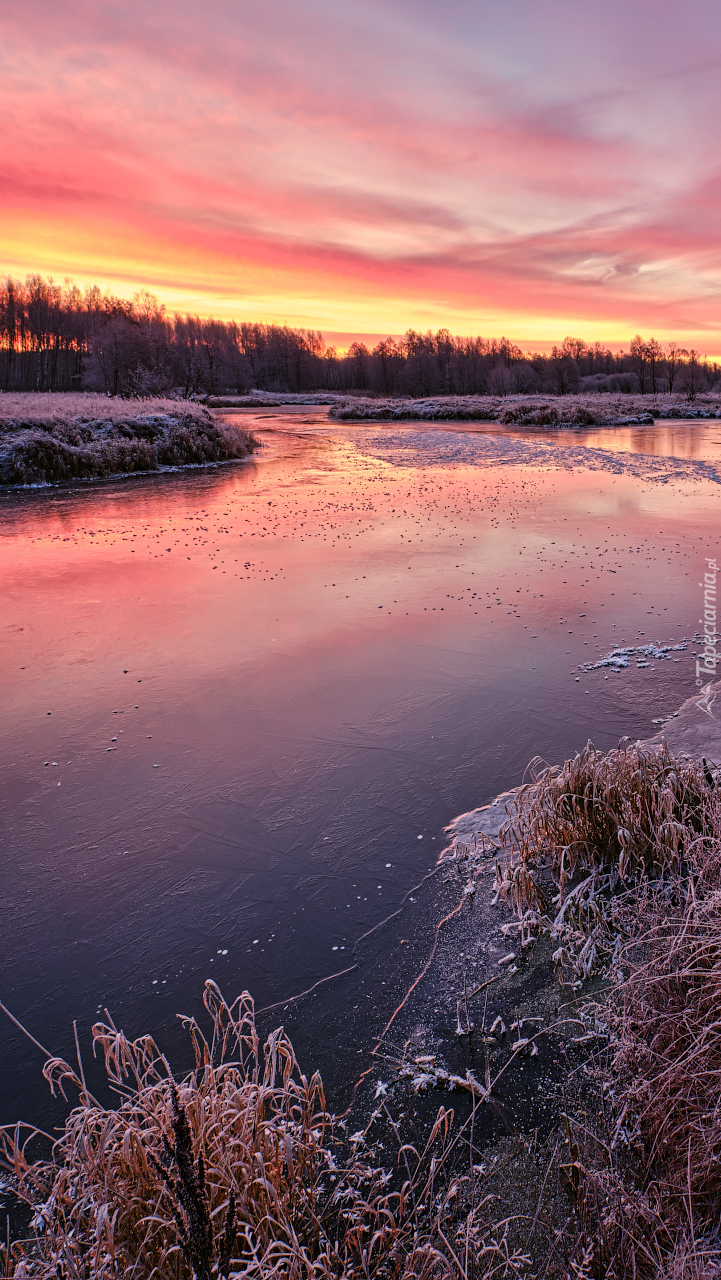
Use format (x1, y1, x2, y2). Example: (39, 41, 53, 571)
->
(549, 348, 580, 394)
(666, 341, 682, 394)
(561, 335, 586, 362)
(684, 349, 701, 401)
(347, 342, 371, 390)
(630, 335, 649, 393)
(645, 337, 664, 395)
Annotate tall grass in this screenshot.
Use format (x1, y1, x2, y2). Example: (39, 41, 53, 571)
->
(564, 830, 721, 1278)
(491, 741, 716, 982)
(479, 741, 721, 1276)
(0, 985, 529, 1279)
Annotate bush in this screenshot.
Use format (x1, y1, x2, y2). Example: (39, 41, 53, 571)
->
(499, 406, 559, 425)
(0, 413, 255, 487)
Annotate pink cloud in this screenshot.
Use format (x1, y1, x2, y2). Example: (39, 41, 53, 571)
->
(2, 0, 721, 343)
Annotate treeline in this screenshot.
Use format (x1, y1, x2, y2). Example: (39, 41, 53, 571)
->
(1, 274, 719, 399)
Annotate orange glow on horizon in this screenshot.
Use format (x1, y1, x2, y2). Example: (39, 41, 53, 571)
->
(5, 211, 720, 358)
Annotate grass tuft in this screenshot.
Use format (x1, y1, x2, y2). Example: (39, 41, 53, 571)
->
(491, 741, 718, 983)
(1, 984, 529, 1279)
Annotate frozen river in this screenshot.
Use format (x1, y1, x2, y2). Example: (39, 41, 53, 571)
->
(1, 410, 719, 1121)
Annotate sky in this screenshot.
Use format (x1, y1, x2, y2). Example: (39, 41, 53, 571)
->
(3, 0, 721, 352)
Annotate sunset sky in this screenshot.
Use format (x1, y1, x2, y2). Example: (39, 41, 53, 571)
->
(3, 0, 721, 351)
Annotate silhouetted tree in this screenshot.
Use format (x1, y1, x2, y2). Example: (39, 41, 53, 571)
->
(1, 274, 718, 400)
(682, 349, 701, 401)
(548, 348, 581, 395)
(630, 335, 650, 393)
(666, 341, 682, 394)
(645, 338, 664, 395)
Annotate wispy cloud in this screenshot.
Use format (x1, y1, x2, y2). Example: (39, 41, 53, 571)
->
(2, 0, 721, 345)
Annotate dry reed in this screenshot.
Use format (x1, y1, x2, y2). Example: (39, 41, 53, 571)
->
(570, 827, 721, 1278)
(491, 741, 717, 982)
(1, 984, 529, 1279)
(480, 740, 721, 1276)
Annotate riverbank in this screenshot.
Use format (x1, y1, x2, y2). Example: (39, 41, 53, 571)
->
(0, 395, 256, 487)
(5, 685, 719, 1277)
(205, 389, 721, 424)
(328, 391, 721, 425)
(356, 679, 721, 1273)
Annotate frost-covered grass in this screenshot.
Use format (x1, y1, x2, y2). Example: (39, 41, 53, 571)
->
(0, 393, 210, 423)
(446, 741, 721, 1275)
(329, 392, 721, 424)
(207, 392, 347, 407)
(0, 985, 531, 1280)
(331, 395, 499, 422)
(0, 394, 255, 488)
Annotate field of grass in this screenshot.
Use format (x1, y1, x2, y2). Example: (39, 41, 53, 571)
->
(206, 392, 346, 407)
(0, 394, 256, 487)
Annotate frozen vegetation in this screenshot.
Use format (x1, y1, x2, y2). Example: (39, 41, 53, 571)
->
(329, 391, 721, 424)
(206, 391, 347, 407)
(0, 394, 256, 487)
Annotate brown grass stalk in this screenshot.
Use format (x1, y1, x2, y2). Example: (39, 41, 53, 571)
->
(492, 740, 718, 984)
(494, 742, 721, 1276)
(1, 985, 529, 1279)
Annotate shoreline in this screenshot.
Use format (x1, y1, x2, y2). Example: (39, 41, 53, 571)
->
(0, 451, 258, 493)
(444, 678, 721, 853)
(205, 389, 721, 426)
(268, 680, 721, 1120)
(327, 391, 721, 426)
(250, 679, 721, 1270)
(388, 678, 721, 1078)
(341, 680, 721, 1263)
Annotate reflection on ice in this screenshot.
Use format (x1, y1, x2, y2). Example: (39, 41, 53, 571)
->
(1, 412, 720, 1119)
